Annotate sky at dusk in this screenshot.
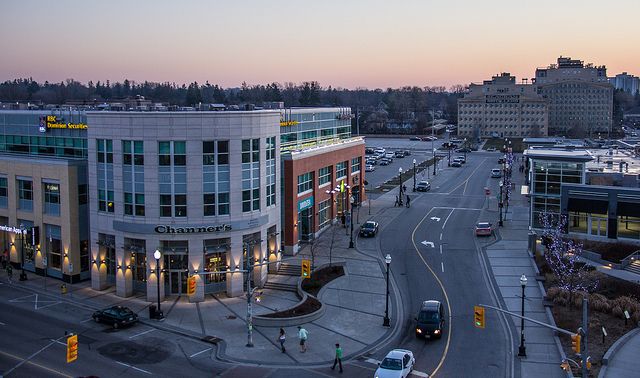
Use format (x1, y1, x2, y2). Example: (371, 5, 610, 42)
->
(1, 0, 639, 89)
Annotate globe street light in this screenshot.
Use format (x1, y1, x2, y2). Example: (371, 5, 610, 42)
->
(499, 181, 504, 227)
(153, 249, 163, 319)
(398, 167, 403, 206)
(432, 147, 437, 176)
(463, 138, 468, 161)
(383, 253, 392, 327)
(412, 159, 417, 192)
(348, 195, 355, 249)
(518, 274, 527, 357)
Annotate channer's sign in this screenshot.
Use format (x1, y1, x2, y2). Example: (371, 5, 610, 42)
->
(154, 224, 232, 234)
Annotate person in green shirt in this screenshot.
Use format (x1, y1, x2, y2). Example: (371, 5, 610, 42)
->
(331, 343, 343, 373)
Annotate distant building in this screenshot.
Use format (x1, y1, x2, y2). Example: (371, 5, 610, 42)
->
(457, 73, 548, 139)
(534, 56, 613, 137)
(609, 72, 640, 95)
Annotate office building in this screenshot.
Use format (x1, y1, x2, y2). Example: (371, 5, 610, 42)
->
(609, 72, 640, 95)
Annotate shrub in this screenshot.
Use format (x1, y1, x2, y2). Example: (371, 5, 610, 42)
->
(612, 305, 624, 318)
(554, 296, 568, 306)
(546, 287, 561, 300)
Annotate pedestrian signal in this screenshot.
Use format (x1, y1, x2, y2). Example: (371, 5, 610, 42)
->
(187, 275, 197, 296)
(474, 306, 485, 329)
(301, 259, 311, 279)
(66, 334, 78, 363)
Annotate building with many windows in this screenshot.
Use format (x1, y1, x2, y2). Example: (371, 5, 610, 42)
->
(609, 72, 639, 95)
(534, 56, 613, 136)
(87, 111, 281, 301)
(0, 110, 89, 282)
(457, 73, 548, 139)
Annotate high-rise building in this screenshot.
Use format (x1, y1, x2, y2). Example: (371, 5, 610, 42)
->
(534, 56, 613, 136)
(609, 72, 640, 95)
(457, 73, 548, 139)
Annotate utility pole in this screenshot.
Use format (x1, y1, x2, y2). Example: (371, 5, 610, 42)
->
(582, 296, 588, 378)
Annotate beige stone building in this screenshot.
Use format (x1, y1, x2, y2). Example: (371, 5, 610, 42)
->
(458, 73, 549, 139)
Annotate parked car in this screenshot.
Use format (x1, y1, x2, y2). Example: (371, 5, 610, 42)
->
(379, 159, 391, 166)
(93, 306, 138, 329)
(409, 136, 421, 141)
(450, 138, 462, 143)
(456, 156, 466, 163)
(374, 148, 385, 154)
(415, 300, 445, 339)
(451, 161, 462, 167)
(498, 157, 506, 164)
(394, 150, 405, 158)
(475, 222, 493, 236)
(486, 147, 497, 152)
(374, 349, 415, 378)
(416, 180, 431, 192)
(384, 152, 395, 159)
(359, 221, 379, 237)
(365, 164, 375, 172)
(366, 159, 377, 166)
(365, 147, 375, 155)
(403, 150, 411, 156)
(456, 147, 471, 153)
(491, 168, 502, 178)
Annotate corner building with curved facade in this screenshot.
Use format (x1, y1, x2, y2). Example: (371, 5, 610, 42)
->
(87, 111, 281, 302)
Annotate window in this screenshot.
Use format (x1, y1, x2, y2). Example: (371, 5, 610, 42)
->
(203, 140, 230, 216)
(47, 224, 63, 270)
(351, 157, 361, 174)
(265, 136, 276, 207)
(203, 238, 230, 285)
(97, 139, 113, 163)
(78, 184, 87, 205)
(159, 141, 187, 217)
(297, 172, 313, 194)
(17, 179, 33, 211)
(96, 139, 114, 213)
(336, 161, 347, 180)
(123, 140, 145, 216)
(43, 181, 60, 216)
(318, 199, 331, 228)
(0, 176, 7, 208)
(242, 139, 260, 212)
(318, 166, 332, 187)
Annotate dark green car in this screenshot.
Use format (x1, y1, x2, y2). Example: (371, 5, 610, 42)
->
(93, 306, 138, 329)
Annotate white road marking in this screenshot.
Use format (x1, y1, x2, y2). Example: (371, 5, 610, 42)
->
(0, 321, 6, 326)
(9, 294, 60, 310)
(439, 245, 443, 255)
(439, 233, 443, 241)
(441, 209, 455, 230)
(3, 336, 63, 376)
(128, 329, 155, 339)
(421, 241, 435, 248)
(81, 318, 94, 323)
(50, 339, 66, 346)
(189, 347, 212, 358)
(116, 361, 152, 374)
(430, 216, 441, 222)
(364, 358, 380, 364)
(441, 262, 445, 273)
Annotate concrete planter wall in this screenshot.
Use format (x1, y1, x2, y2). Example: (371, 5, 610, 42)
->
(253, 261, 346, 327)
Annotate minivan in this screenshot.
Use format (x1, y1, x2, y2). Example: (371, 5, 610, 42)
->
(415, 300, 444, 339)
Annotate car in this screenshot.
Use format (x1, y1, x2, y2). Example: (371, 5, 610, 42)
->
(416, 180, 431, 192)
(365, 164, 375, 172)
(456, 156, 466, 163)
(451, 161, 462, 167)
(403, 150, 411, 156)
(374, 148, 385, 154)
(374, 349, 415, 378)
(491, 168, 502, 178)
(379, 159, 390, 166)
(409, 136, 421, 141)
(450, 138, 462, 143)
(415, 300, 445, 339)
(498, 157, 506, 164)
(359, 221, 379, 237)
(486, 147, 496, 152)
(384, 152, 395, 159)
(456, 147, 471, 153)
(365, 147, 375, 155)
(394, 151, 405, 158)
(366, 159, 377, 166)
(93, 306, 138, 329)
(475, 222, 493, 236)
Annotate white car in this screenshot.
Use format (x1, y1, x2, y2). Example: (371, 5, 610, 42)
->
(385, 152, 395, 159)
(365, 164, 375, 172)
(374, 349, 415, 378)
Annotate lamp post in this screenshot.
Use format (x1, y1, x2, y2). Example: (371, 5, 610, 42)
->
(499, 181, 504, 227)
(463, 138, 468, 162)
(348, 195, 355, 248)
(325, 189, 336, 223)
(344, 184, 351, 235)
(518, 274, 527, 357)
(433, 147, 437, 176)
(19, 224, 27, 281)
(153, 249, 163, 319)
(412, 159, 417, 192)
(398, 168, 403, 206)
(383, 253, 392, 327)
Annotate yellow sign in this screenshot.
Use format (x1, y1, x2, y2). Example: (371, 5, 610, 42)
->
(46, 115, 88, 130)
(66, 334, 78, 363)
(187, 276, 197, 296)
(340, 180, 345, 193)
(279, 120, 299, 127)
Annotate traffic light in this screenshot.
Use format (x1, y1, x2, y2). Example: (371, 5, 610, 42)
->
(187, 276, 197, 296)
(474, 306, 485, 329)
(585, 356, 592, 370)
(66, 334, 78, 363)
(301, 259, 311, 279)
(571, 333, 581, 354)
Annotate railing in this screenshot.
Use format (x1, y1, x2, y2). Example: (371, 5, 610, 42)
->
(620, 249, 640, 269)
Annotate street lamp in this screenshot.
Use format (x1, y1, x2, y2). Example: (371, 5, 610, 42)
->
(325, 189, 336, 223)
(412, 159, 417, 192)
(518, 274, 527, 357)
(433, 147, 437, 176)
(463, 138, 468, 162)
(19, 224, 27, 281)
(398, 167, 403, 206)
(348, 195, 355, 249)
(153, 249, 163, 319)
(499, 181, 504, 227)
(383, 253, 392, 327)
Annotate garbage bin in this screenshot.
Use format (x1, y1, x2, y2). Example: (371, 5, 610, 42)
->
(149, 304, 157, 319)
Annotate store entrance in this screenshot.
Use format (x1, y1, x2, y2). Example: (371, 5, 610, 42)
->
(164, 254, 189, 295)
(298, 208, 313, 242)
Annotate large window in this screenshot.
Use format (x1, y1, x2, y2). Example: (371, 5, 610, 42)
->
(318, 166, 332, 187)
(123, 140, 145, 216)
(297, 172, 314, 195)
(46, 224, 63, 270)
(203, 238, 230, 286)
(242, 139, 260, 212)
(43, 181, 60, 216)
(17, 178, 33, 211)
(203, 141, 230, 216)
(0, 176, 7, 208)
(336, 161, 347, 180)
(97, 139, 114, 213)
(159, 141, 187, 217)
(351, 157, 361, 174)
(266, 136, 276, 207)
(318, 199, 331, 228)
(124, 238, 146, 289)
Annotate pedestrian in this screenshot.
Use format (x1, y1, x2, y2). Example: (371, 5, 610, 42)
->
(394, 196, 399, 207)
(406, 195, 411, 208)
(6, 264, 13, 283)
(402, 185, 407, 193)
(297, 325, 308, 352)
(278, 328, 286, 353)
(331, 343, 343, 373)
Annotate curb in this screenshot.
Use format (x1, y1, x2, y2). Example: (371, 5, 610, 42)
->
(598, 328, 640, 378)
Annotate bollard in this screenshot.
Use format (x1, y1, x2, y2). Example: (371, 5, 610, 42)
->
(61, 283, 67, 295)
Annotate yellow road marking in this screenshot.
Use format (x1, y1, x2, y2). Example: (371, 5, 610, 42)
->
(0, 350, 72, 377)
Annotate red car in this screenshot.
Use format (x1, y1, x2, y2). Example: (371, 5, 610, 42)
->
(475, 222, 493, 236)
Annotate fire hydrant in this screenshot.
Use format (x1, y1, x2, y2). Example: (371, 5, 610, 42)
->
(61, 284, 67, 294)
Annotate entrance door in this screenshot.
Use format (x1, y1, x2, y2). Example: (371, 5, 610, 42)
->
(299, 208, 313, 242)
(589, 215, 608, 237)
(169, 270, 189, 295)
(165, 254, 188, 295)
